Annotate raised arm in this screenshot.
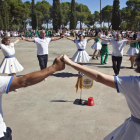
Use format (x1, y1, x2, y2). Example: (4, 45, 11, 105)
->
(87, 36, 97, 42)
(21, 36, 34, 42)
(9, 55, 65, 92)
(64, 36, 74, 42)
(128, 38, 140, 44)
(14, 38, 21, 45)
(98, 34, 110, 42)
(62, 55, 116, 89)
(51, 35, 63, 41)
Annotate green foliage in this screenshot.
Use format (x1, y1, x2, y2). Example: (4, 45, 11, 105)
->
(112, 0, 121, 30)
(0, 0, 139, 30)
(122, 0, 140, 30)
(102, 5, 113, 28)
(53, 0, 61, 32)
(120, 22, 127, 30)
(0, 16, 4, 30)
(31, 0, 37, 29)
(85, 11, 100, 28)
(70, 0, 76, 29)
(76, 3, 91, 29)
(61, 2, 71, 28)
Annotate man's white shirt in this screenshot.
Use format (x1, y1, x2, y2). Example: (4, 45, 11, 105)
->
(34, 37, 52, 55)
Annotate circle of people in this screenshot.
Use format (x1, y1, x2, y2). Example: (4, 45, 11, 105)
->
(0, 29, 140, 140)
(0, 29, 140, 78)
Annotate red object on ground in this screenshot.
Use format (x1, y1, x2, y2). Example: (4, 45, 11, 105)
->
(87, 97, 95, 106)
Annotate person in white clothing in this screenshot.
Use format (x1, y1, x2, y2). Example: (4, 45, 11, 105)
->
(126, 33, 139, 68)
(0, 36, 23, 76)
(98, 33, 140, 75)
(62, 54, 140, 140)
(64, 34, 97, 64)
(0, 55, 65, 140)
(21, 30, 64, 70)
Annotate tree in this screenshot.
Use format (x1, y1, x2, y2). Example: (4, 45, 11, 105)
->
(0, 16, 4, 30)
(53, 0, 61, 32)
(70, 0, 76, 29)
(76, 4, 91, 29)
(102, 5, 113, 28)
(60, 2, 71, 28)
(112, 0, 121, 30)
(125, 0, 140, 30)
(85, 11, 100, 28)
(31, 0, 37, 29)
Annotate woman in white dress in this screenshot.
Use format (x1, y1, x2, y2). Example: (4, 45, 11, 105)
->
(0, 36, 24, 76)
(91, 32, 102, 59)
(64, 34, 97, 64)
(62, 53, 140, 140)
(126, 34, 139, 68)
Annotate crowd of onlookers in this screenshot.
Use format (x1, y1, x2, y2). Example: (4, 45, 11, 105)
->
(0, 28, 140, 40)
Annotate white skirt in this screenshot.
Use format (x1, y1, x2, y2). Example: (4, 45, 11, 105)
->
(126, 47, 139, 56)
(0, 57, 24, 74)
(91, 42, 102, 50)
(104, 118, 140, 140)
(71, 50, 92, 63)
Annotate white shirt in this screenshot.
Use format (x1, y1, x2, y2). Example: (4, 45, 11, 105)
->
(74, 39, 88, 50)
(115, 76, 140, 119)
(34, 38, 51, 55)
(110, 39, 128, 57)
(137, 33, 140, 39)
(101, 35, 110, 45)
(6, 32, 10, 37)
(0, 76, 13, 138)
(0, 43, 15, 57)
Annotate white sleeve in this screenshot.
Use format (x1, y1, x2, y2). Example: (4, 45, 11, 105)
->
(110, 39, 114, 44)
(34, 38, 38, 43)
(49, 38, 52, 42)
(123, 40, 128, 46)
(114, 76, 133, 95)
(0, 76, 14, 94)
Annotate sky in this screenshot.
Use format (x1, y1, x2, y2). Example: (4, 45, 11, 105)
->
(22, 0, 128, 28)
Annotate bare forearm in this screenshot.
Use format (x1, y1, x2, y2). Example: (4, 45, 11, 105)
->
(52, 37, 61, 41)
(88, 37, 96, 42)
(23, 37, 34, 42)
(70, 63, 115, 89)
(9, 65, 56, 91)
(129, 40, 139, 43)
(21, 65, 56, 86)
(14, 39, 20, 44)
(65, 36, 74, 42)
(99, 37, 110, 42)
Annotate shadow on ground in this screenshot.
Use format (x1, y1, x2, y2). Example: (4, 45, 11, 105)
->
(51, 72, 78, 78)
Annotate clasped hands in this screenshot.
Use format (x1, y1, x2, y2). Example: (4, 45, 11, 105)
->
(52, 55, 73, 72)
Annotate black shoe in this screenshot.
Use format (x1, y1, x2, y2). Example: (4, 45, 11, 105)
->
(96, 57, 99, 59)
(104, 62, 107, 64)
(92, 57, 95, 59)
(101, 63, 104, 65)
(130, 66, 133, 69)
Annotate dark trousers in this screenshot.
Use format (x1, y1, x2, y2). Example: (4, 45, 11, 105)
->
(112, 56, 122, 75)
(0, 127, 12, 140)
(37, 54, 48, 70)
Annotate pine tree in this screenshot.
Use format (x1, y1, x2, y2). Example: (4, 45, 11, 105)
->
(0, 16, 4, 30)
(53, 0, 61, 32)
(31, 0, 37, 29)
(70, 0, 77, 29)
(112, 0, 121, 30)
